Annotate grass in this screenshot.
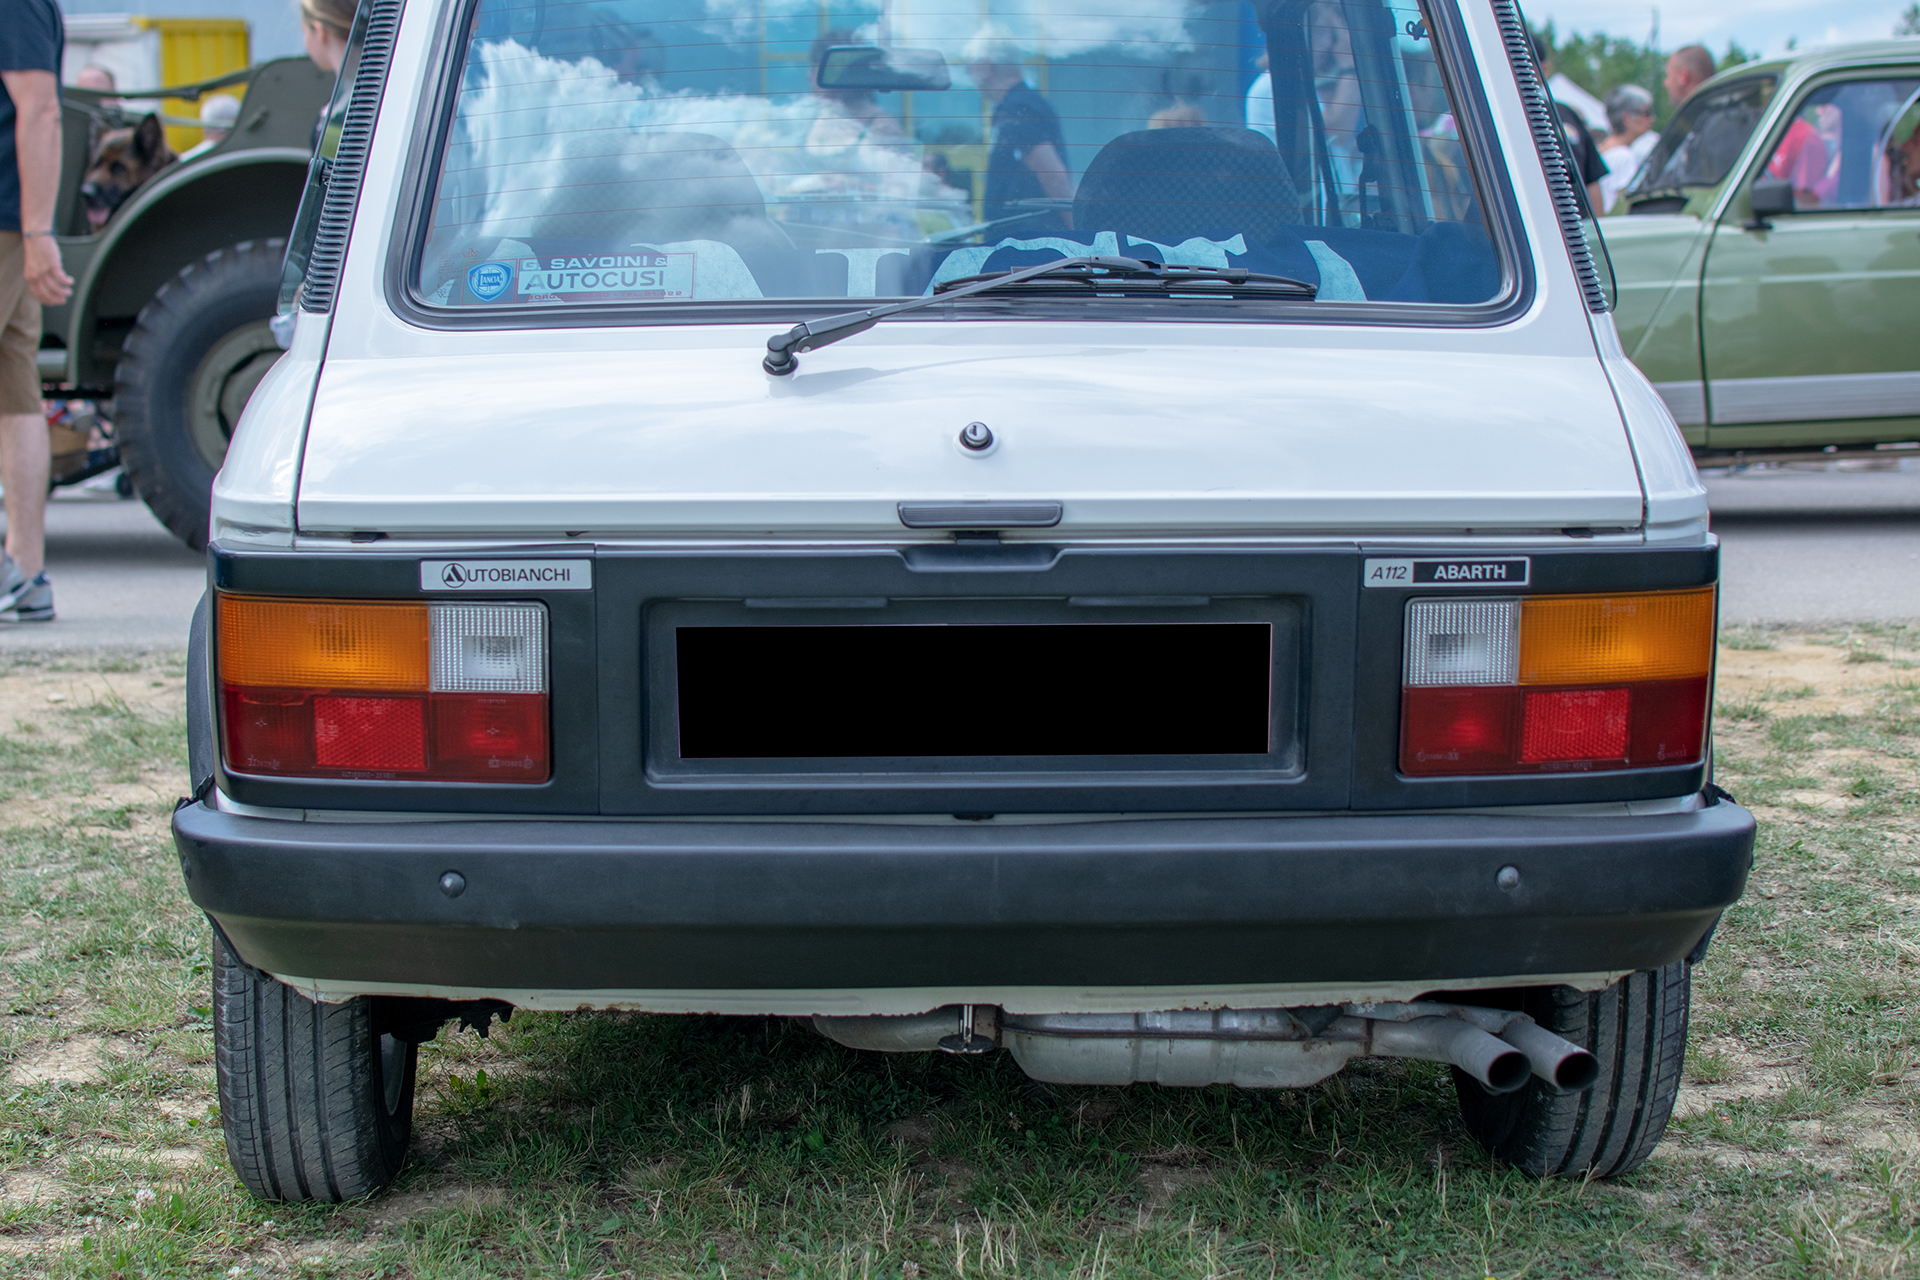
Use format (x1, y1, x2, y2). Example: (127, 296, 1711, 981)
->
(0, 638, 1918, 1277)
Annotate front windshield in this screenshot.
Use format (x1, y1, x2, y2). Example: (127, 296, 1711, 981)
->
(1628, 73, 1777, 197)
(419, 0, 1503, 309)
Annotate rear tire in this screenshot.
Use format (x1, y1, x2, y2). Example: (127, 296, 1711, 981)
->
(212, 927, 416, 1201)
(115, 240, 286, 550)
(1452, 964, 1689, 1178)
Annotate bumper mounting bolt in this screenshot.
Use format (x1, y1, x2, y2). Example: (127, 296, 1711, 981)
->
(439, 871, 467, 899)
(1496, 865, 1521, 892)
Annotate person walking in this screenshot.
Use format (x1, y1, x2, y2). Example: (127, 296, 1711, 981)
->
(0, 0, 70, 622)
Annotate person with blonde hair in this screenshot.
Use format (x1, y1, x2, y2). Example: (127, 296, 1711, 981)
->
(301, 0, 356, 75)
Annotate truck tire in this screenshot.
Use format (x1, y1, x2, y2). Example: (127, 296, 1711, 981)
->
(1452, 964, 1689, 1178)
(116, 240, 286, 551)
(212, 927, 415, 1201)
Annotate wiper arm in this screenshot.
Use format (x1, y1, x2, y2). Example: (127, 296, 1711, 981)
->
(762, 255, 1314, 376)
(935, 261, 1317, 295)
(764, 255, 1149, 376)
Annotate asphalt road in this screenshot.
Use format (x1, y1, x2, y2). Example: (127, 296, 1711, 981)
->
(0, 461, 1915, 650)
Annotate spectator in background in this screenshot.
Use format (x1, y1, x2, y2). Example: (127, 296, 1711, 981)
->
(73, 64, 114, 94)
(1148, 65, 1210, 130)
(1531, 34, 1607, 214)
(965, 29, 1072, 232)
(1767, 107, 1830, 208)
(301, 0, 354, 76)
(179, 93, 238, 161)
(1598, 84, 1657, 211)
(0, 0, 70, 622)
(1664, 45, 1715, 109)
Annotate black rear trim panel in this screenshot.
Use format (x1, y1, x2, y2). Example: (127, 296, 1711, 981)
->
(178, 799, 1756, 992)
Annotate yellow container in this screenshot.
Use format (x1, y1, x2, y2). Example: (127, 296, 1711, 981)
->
(140, 18, 252, 153)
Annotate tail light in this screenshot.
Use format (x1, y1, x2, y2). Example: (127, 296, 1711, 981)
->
(218, 596, 549, 782)
(1400, 588, 1713, 776)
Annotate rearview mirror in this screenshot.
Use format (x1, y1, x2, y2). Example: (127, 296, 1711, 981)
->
(1748, 176, 1795, 221)
(815, 46, 950, 93)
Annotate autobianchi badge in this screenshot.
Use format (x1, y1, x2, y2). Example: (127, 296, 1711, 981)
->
(420, 560, 592, 591)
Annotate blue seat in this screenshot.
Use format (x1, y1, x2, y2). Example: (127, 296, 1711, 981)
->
(1072, 126, 1305, 246)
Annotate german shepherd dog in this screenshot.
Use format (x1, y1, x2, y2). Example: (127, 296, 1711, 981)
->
(79, 113, 177, 230)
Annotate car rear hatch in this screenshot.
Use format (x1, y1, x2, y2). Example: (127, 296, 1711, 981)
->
(292, 326, 1645, 538)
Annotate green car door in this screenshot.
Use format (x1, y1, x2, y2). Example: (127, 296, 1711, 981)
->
(1607, 73, 1780, 445)
(1700, 72, 1920, 449)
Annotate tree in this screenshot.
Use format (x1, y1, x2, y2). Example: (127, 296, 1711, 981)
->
(1897, 4, 1920, 37)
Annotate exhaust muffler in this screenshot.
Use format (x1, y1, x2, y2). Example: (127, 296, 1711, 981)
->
(810, 999, 1598, 1095)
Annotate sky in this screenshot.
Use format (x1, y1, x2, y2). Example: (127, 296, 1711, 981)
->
(1525, 0, 1915, 60)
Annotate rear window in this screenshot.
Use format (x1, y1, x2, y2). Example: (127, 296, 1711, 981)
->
(416, 0, 1505, 312)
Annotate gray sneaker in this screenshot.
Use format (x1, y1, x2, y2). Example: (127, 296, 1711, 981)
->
(5, 574, 53, 623)
(0, 555, 26, 613)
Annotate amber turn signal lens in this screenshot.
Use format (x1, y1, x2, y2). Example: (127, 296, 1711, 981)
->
(1517, 587, 1715, 686)
(219, 597, 430, 691)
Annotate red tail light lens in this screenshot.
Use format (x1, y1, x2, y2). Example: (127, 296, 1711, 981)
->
(1400, 590, 1713, 777)
(218, 596, 550, 783)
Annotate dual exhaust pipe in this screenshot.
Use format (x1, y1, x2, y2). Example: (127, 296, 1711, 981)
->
(813, 999, 1600, 1094)
(1354, 1007, 1599, 1094)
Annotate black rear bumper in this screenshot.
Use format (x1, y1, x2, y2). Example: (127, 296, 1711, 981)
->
(175, 799, 1754, 996)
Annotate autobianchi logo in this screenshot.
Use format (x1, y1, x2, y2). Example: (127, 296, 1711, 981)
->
(420, 560, 594, 591)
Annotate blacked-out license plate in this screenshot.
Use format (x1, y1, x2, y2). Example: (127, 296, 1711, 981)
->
(675, 623, 1273, 759)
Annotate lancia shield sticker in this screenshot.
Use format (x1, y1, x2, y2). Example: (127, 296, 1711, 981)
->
(466, 260, 513, 301)
(421, 560, 592, 591)
(1363, 557, 1530, 588)
(515, 252, 693, 301)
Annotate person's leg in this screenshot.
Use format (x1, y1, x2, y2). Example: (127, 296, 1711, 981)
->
(0, 232, 48, 580)
(0, 412, 49, 578)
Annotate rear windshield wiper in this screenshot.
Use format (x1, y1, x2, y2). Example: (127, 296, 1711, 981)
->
(763, 255, 1315, 376)
(936, 261, 1317, 296)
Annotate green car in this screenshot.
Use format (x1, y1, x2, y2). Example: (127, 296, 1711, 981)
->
(1603, 41, 1920, 457)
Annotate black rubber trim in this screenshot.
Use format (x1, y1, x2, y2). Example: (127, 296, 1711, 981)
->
(383, 0, 1534, 333)
(178, 799, 1755, 991)
(1490, 0, 1609, 313)
(300, 0, 400, 313)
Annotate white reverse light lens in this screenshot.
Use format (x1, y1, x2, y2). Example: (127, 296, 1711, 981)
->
(1404, 599, 1519, 687)
(429, 603, 547, 693)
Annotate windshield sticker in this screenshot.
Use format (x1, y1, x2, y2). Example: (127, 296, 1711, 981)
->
(515, 253, 694, 302)
(1364, 558, 1530, 587)
(467, 260, 513, 301)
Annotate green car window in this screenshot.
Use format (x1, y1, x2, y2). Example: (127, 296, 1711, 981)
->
(1887, 91, 1920, 206)
(1762, 78, 1920, 210)
(1629, 74, 1777, 197)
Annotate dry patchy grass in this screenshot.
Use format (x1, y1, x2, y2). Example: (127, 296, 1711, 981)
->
(0, 637, 1918, 1276)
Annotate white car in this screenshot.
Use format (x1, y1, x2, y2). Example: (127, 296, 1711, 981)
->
(175, 0, 1754, 1201)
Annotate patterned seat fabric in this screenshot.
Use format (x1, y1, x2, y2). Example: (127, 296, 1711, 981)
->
(1072, 126, 1305, 246)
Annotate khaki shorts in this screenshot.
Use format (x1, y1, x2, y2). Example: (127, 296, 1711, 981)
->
(0, 232, 43, 415)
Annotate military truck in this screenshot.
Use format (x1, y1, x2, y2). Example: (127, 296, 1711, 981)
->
(39, 57, 333, 549)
